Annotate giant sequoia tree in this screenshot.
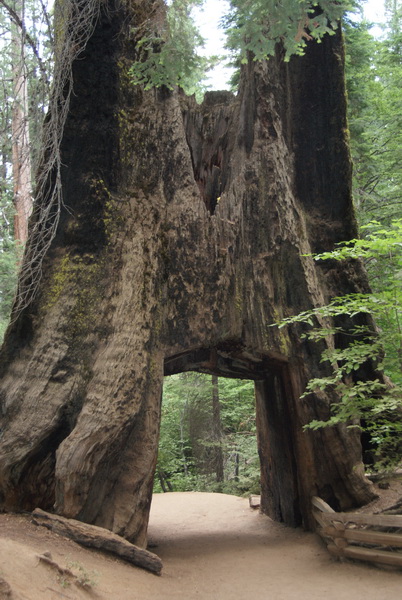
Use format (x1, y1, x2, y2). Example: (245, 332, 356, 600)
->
(0, 0, 379, 546)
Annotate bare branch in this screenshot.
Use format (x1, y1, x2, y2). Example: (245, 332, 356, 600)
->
(38, 0, 54, 47)
(0, 0, 50, 90)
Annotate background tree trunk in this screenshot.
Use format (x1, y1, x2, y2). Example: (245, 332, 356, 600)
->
(211, 375, 224, 483)
(0, 0, 377, 545)
(10, 0, 32, 245)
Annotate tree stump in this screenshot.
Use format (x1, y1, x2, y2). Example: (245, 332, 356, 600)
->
(0, 0, 376, 545)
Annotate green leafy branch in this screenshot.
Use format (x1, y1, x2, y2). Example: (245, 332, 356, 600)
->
(129, 0, 356, 95)
(129, 0, 215, 98)
(275, 219, 402, 467)
(223, 0, 354, 62)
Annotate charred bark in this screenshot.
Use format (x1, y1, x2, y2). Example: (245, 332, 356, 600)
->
(0, 0, 377, 544)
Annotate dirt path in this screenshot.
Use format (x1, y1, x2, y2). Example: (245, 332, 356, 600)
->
(0, 492, 401, 599)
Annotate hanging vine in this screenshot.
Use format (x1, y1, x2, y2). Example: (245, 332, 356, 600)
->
(11, 0, 102, 318)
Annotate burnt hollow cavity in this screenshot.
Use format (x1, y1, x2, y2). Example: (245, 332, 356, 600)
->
(182, 91, 235, 215)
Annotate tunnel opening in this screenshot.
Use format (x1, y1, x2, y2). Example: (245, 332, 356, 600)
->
(156, 371, 259, 496)
(153, 346, 303, 528)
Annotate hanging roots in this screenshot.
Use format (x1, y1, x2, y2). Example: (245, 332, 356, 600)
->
(12, 0, 102, 318)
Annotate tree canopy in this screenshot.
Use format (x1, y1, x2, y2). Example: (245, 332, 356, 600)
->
(129, 0, 354, 93)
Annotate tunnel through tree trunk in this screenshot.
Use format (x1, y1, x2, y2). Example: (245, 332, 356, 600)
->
(0, 0, 377, 545)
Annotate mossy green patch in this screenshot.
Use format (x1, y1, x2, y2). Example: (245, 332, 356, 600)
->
(43, 250, 108, 357)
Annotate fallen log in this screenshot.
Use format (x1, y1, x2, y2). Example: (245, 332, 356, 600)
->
(32, 508, 163, 575)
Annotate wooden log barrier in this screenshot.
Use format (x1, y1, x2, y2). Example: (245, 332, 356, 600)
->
(312, 496, 336, 536)
(312, 496, 402, 570)
(324, 526, 402, 548)
(32, 508, 163, 575)
(328, 543, 402, 568)
(318, 511, 402, 528)
(312, 497, 335, 514)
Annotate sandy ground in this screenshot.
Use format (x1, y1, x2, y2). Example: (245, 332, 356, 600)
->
(0, 490, 401, 600)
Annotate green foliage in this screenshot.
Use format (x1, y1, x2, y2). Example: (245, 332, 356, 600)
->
(66, 559, 99, 589)
(223, 0, 352, 62)
(129, 0, 213, 99)
(342, 9, 402, 468)
(155, 373, 260, 495)
(344, 4, 402, 226)
(276, 220, 402, 467)
(291, 4, 402, 467)
(0, 185, 18, 341)
(130, 0, 354, 95)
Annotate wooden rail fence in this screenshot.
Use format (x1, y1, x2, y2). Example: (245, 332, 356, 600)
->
(312, 496, 402, 570)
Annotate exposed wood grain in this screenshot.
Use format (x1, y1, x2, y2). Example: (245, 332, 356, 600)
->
(311, 496, 335, 513)
(32, 509, 162, 575)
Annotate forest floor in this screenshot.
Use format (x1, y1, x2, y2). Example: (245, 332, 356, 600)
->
(0, 480, 401, 600)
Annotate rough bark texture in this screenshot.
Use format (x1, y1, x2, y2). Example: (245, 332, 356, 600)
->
(0, 0, 378, 545)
